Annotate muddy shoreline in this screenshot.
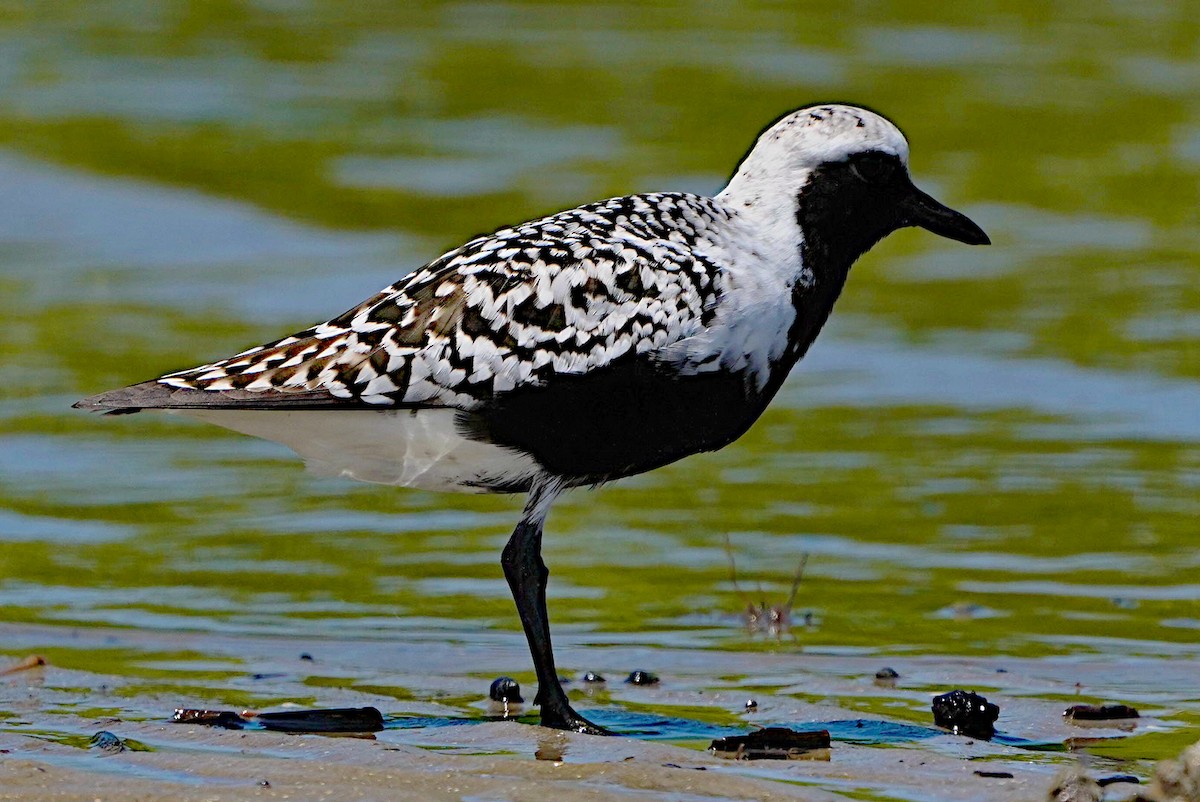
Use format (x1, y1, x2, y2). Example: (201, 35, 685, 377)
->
(3, 621, 1192, 802)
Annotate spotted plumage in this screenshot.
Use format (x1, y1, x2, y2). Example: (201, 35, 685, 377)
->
(158, 193, 730, 410)
(78, 104, 989, 733)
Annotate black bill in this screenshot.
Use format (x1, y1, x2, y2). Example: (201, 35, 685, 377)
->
(900, 185, 990, 246)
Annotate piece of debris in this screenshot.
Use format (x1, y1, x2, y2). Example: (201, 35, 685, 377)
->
(710, 727, 831, 760)
(1096, 775, 1139, 787)
(172, 706, 384, 733)
(725, 535, 809, 637)
(580, 672, 605, 683)
(975, 770, 1014, 779)
(173, 708, 248, 728)
(0, 655, 47, 675)
(255, 707, 384, 733)
(489, 677, 523, 703)
(932, 690, 999, 739)
(88, 731, 127, 753)
(625, 670, 659, 686)
(1063, 704, 1139, 721)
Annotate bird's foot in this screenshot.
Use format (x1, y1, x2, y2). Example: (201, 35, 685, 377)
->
(539, 706, 613, 735)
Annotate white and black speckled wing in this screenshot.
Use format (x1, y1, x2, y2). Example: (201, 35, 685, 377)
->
(91, 193, 729, 414)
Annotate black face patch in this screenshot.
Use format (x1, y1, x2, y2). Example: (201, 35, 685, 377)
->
(794, 150, 911, 279)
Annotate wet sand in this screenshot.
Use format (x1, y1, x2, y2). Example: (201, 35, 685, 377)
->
(2, 621, 1188, 802)
(1, 716, 1050, 802)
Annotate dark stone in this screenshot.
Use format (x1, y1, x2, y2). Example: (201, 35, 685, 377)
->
(625, 670, 659, 686)
(875, 667, 900, 680)
(580, 672, 606, 683)
(744, 699, 758, 710)
(88, 731, 127, 753)
(974, 770, 1014, 779)
(931, 690, 999, 739)
(489, 676, 524, 703)
(1064, 704, 1139, 721)
(710, 727, 831, 760)
(299, 653, 314, 661)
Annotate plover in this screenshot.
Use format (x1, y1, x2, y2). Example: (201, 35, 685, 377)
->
(77, 104, 988, 734)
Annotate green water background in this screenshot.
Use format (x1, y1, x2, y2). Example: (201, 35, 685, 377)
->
(0, 0, 1197, 763)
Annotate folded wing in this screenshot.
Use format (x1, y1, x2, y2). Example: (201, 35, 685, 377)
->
(76, 194, 725, 416)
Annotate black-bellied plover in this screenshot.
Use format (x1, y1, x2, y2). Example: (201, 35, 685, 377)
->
(77, 104, 989, 734)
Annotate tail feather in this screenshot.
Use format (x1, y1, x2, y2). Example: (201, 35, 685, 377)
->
(73, 380, 355, 414)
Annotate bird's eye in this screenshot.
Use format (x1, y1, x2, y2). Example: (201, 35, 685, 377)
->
(850, 153, 897, 184)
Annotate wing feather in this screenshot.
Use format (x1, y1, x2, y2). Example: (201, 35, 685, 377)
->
(76, 193, 727, 414)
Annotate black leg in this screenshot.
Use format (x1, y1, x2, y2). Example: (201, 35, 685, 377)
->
(501, 483, 611, 735)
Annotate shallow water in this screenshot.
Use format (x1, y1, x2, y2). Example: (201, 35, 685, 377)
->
(0, 2, 1198, 800)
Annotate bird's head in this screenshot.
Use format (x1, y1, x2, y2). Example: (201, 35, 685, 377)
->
(720, 104, 988, 272)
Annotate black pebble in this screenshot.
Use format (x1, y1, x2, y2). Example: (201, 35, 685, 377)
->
(931, 690, 999, 739)
(625, 670, 659, 686)
(299, 653, 314, 661)
(973, 770, 1014, 779)
(875, 667, 900, 680)
(581, 672, 605, 683)
(489, 676, 524, 703)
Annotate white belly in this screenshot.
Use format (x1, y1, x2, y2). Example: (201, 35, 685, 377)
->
(178, 408, 541, 492)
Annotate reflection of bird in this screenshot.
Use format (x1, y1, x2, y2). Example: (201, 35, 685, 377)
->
(77, 104, 988, 734)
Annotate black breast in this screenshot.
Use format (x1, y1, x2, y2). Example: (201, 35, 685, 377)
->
(459, 357, 762, 485)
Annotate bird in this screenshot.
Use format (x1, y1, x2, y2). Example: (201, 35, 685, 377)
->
(75, 103, 989, 735)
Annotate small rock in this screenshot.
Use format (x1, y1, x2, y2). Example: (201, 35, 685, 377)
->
(975, 770, 1014, 779)
(580, 672, 605, 683)
(88, 731, 127, 753)
(931, 690, 999, 739)
(625, 670, 659, 686)
(299, 653, 314, 662)
(489, 676, 524, 703)
(257, 779, 271, 788)
(873, 662, 902, 681)
(744, 699, 758, 711)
